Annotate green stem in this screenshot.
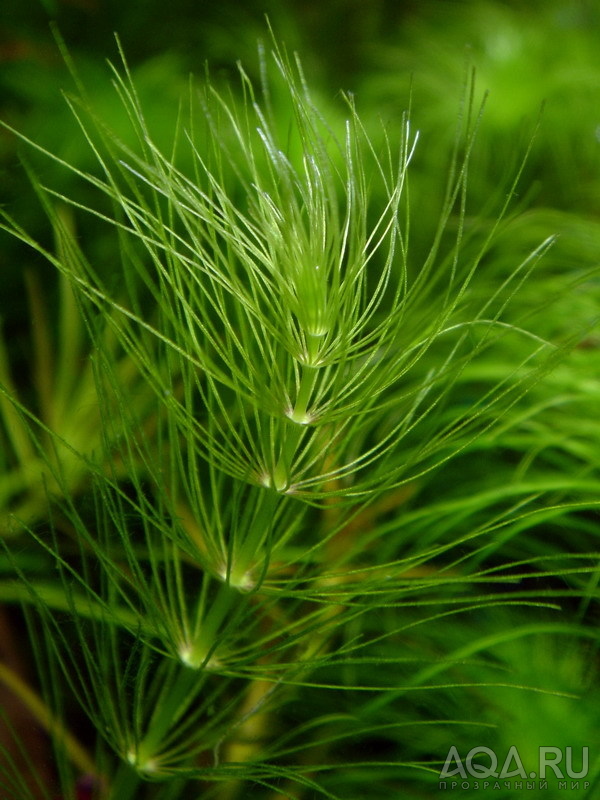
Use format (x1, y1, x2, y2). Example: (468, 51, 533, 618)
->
(270, 425, 302, 492)
(232, 489, 279, 583)
(305, 330, 326, 366)
(135, 665, 202, 769)
(288, 365, 317, 424)
(187, 582, 239, 665)
(110, 761, 142, 800)
(268, 363, 320, 490)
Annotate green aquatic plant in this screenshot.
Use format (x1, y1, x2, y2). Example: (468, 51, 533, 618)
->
(0, 32, 599, 800)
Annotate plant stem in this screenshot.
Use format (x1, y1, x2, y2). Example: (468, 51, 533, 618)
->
(186, 582, 240, 665)
(231, 489, 279, 584)
(134, 665, 202, 770)
(109, 760, 142, 800)
(288, 365, 318, 423)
